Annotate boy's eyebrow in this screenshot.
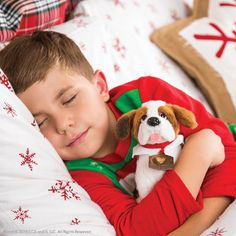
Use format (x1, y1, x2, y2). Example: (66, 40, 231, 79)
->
(54, 85, 74, 101)
(32, 86, 73, 117)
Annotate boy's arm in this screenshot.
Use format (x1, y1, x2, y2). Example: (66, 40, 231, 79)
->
(71, 168, 202, 236)
(168, 197, 232, 236)
(173, 129, 224, 199)
(69, 129, 223, 236)
(166, 129, 228, 235)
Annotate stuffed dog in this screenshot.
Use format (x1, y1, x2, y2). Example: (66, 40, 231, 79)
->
(116, 100, 198, 200)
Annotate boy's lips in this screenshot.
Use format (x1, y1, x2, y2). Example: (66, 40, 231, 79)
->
(68, 129, 89, 147)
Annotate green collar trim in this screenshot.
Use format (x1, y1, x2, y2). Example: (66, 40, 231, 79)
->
(229, 123, 236, 135)
(66, 158, 130, 194)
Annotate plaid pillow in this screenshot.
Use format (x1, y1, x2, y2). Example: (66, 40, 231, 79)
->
(0, 0, 70, 42)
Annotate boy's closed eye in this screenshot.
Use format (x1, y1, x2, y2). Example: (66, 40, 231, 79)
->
(62, 94, 77, 105)
(36, 117, 48, 128)
(36, 93, 78, 128)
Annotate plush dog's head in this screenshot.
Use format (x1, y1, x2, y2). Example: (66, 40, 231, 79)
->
(116, 100, 198, 145)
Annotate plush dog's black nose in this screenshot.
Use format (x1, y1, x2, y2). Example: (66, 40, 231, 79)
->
(147, 117, 160, 126)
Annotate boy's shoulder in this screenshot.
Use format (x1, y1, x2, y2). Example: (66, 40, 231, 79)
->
(109, 75, 176, 100)
(109, 76, 168, 113)
(109, 76, 165, 98)
(110, 76, 163, 92)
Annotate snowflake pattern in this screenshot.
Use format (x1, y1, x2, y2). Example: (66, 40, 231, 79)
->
(31, 118, 37, 127)
(158, 58, 170, 73)
(113, 38, 126, 58)
(71, 217, 80, 225)
(149, 21, 156, 31)
(133, 1, 140, 7)
(3, 102, 17, 117)
(170, 9, 180, 21)
(19, 148, 38, 171)
(73, 18, 89, 28)
(73, 7, 86, 18)
(114, 63, 121, 72)
(48, 180, 81, 201)
(106, 14, 112, 21)
(79, 42, 86, 51)
(147, 4, 158, 14)
(102, 42, 107, 53)
(113, 0, 125, 8)
(194, 22, 236, 58)
(0, 71, 14, 92)
(12, 206, 31, 224)
(220, 0, 236, 7)
(89, 161, 104, 171)
(207, 227, 226, 236)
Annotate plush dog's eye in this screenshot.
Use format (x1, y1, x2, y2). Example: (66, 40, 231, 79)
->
(141, 115, 147, 121)
(159, 112, 167, 119)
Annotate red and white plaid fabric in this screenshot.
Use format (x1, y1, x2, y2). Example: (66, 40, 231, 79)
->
(0, 0, 71, 42)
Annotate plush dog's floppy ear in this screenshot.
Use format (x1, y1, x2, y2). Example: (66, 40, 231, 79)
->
(171, 105, 198, 129)
(116, 110, 136, 140)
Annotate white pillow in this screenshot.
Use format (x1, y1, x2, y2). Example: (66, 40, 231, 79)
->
(51, 16, 118, 91)
(0, 41, 8, 50)
(0, 0, 212, 111)
(52, 0, 213, 112)
(201, 201, 236, 236)
(180, 0, 236, 111)
(0, 69, 115, 236)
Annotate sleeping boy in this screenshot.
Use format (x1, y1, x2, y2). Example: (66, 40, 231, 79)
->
(0, 31, 236, 236)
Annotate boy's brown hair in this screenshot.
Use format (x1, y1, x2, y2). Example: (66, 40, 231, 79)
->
(0, 31, 94, 94)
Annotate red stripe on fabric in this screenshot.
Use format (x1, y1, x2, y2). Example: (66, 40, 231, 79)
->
(143, 141, 171, 149)
(0, 0, 69, 41)
(16, 3, 68, 36)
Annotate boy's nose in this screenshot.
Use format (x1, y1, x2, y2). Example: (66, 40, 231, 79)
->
(56, 115, 74, 135)
(57, 126, 67, 135)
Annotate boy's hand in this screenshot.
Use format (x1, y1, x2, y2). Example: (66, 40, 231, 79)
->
(168, 197, 232, 236)
(174, 128, 225, 199)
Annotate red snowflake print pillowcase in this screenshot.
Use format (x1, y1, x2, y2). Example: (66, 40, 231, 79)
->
(0, 68, 14, 93)
(0, 69, 115, 235)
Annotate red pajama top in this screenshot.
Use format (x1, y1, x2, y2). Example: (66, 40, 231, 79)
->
(67, 77, 236, 236)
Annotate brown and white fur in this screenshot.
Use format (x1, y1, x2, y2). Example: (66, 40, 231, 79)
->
(116, 100, 198, 201)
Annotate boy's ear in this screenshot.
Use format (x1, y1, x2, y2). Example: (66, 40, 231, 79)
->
(94, 70, 110, 102)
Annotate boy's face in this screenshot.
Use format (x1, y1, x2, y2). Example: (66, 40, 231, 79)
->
(18, 64, 117, 160)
